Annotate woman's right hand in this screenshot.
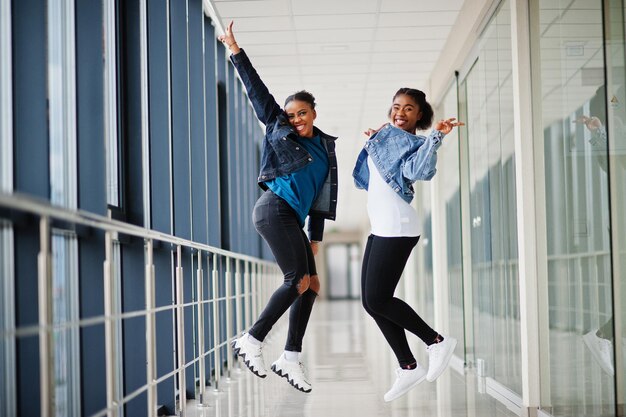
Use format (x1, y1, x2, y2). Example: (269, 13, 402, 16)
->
(363, 123, 387, 137)
(218, 20, 241, 54)
(573, 115, 602, 131)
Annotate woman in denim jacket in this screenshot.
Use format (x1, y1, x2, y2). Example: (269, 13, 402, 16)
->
(219, 22, 337, 393)
(353, 88, 462, 401)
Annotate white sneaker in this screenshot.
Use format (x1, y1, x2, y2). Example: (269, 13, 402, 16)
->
(231, 333, 267, 378)
(271, 353, 312, 393)
(384, 365, 427, 402)
(582, 329, 614, 376)
(426, 335, 457, 382)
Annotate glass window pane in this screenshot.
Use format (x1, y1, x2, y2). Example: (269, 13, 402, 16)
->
(47, 0, 77, 209)
(462, 0, 521, 395)
(537, 0, 616, 414)
(436, 83, 466, 358)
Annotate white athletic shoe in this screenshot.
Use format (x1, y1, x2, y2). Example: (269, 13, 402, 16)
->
(384, 365, 427, 402)
(582, 329, 614, 376)
(426, 335, 457, 382)
(231, 333, 267, 378)
(271, 353, 312, 393)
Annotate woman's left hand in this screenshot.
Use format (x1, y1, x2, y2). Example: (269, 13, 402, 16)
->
(434, 118, 465, 135)
(218, 21, 241, 54)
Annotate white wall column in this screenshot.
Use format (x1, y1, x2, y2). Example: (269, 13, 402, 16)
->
(510, 0, 550, 414)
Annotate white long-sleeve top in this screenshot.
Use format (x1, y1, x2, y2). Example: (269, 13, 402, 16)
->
(366, 156, 421, 237)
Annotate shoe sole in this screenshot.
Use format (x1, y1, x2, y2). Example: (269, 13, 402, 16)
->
(582, 333, 615, 376)
(427, 338, 458, 382)
(231, 339, 267, 378)
(271, 363, 312, 393)
(384, 373, 426, 402)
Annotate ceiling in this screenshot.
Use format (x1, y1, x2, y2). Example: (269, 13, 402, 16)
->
(210, 0, 465, 232)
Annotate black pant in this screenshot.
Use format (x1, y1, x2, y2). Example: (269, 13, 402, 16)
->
(248, 190, 318, 352)
(361, 234, 438, 367)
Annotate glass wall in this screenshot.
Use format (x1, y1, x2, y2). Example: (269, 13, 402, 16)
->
(460, 0, 521, 395)
(434, 83, 465, 359)
(605, 0, 626, 410)
(536, 0, 617, 415)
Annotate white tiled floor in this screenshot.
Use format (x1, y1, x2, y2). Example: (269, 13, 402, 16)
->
(184, 300, 519, 417)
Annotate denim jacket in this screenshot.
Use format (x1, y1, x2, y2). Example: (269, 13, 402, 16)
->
(352, 123, 444, 204)
(230, 49, 338, 242)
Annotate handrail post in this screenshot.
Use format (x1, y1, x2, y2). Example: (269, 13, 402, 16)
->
(196, 250, 209, 406)
(145, 239, 156, 416)
(211, 253, 221, 391)
(243, 261, 251, 330)
(251, 263, 258, 320)
(234, 259, 242, 348)
(103, 230, 118, 417)
(175, 245, 186, 416)
(38, 217, 53, 417)
(225, 257, 232, 379)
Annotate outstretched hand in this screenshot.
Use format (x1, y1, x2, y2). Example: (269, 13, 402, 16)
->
(218, 21, 241, 54)
(434, 118, 464, 135)
(573, 115, 602, 131)
(363, 123, 387, 137)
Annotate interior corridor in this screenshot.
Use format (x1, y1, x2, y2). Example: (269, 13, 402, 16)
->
(184, 300, 518, 417)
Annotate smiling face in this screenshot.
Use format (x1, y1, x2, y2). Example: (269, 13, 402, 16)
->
(285, 100, 317, 138)
(390, 94, 422, 133)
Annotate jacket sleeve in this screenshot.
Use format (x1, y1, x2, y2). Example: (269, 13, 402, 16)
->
(308, 214, 325, 242)
(230, 49, 282, 126)
(402, 130, 444, 181)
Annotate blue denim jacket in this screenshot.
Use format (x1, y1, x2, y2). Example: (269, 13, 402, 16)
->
(230, 49, 338, 241)
(352, 123, 444, 203)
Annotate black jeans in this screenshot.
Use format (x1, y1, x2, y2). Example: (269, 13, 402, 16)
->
(361, 234, 438, 367)
(248, 190, 318, 352)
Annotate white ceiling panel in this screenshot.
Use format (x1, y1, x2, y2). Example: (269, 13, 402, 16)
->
(297, 42, 372, 55)
(380, 0, 463, 13)
(378, 11, 460, 27)
(303, 73, 369, 84)
(371, 39, 447, 52)
(291, 0, 379, 15)
(299, 64, 369, 75)
(217, 0, 290, 17)
(223, 15, 293, 31)
(250, 54, 302, 66)
(293, 13, 378, 30)
(233, 31, 298, 45)
(296, 28, 376, 43)
(371, 50, 441, 62)
(376, 26, 451, 41)
(242, 43, 298, 56)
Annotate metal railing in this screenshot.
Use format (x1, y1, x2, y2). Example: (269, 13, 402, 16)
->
(0, 192, 280, 417)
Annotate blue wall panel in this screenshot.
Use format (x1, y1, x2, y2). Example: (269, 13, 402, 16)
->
(147, 0, 176, 412)
(76, 1, 107, 412)
(170, 0, 191, 241)
(12, 0, 48, 413)
(205, 26, 221, 248)
(189, 0, 208, 246)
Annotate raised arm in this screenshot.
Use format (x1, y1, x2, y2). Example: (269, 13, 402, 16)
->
(219, 21, 282, 125)
(402, 118, 464, 181)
